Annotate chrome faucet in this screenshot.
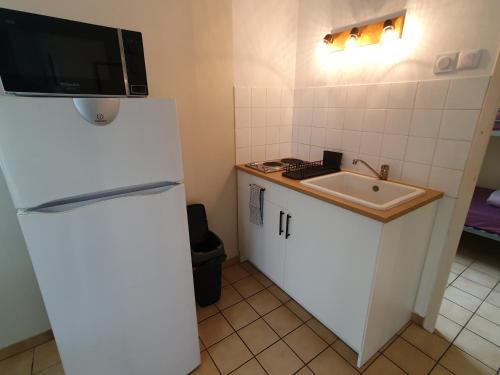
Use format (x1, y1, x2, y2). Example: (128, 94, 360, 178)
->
(352, 159, 390, 180)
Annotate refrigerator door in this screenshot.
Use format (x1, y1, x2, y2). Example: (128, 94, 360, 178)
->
(18, 184, 199, 375)
(0, 96, 183, 209)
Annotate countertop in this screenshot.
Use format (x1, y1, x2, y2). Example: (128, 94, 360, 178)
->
(236, 164, 443, 223)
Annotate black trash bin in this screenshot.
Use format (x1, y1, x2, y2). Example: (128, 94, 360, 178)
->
(187, 204, 226, 307)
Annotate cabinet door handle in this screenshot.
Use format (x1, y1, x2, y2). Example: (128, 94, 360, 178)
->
(285, 214, 291, 239)
(279, 211, 284, 235)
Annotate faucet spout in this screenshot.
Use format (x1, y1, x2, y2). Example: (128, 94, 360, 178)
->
(352, 159, 389, 180)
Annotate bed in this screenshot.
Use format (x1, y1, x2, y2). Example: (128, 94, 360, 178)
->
(464, 187, 500, 241)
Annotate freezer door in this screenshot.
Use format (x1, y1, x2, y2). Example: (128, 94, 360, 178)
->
(0, 97, 183, 209)
(18, 184, 199, 375)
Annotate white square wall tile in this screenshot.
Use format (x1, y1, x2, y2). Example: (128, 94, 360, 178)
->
(439, 110, 480, 141)
(293, 108, 313, 126)
(314, 87, 329, 107)
(360, 133, 383, 156)
(235, 108, 251, 128)
(266, 88, 281, 107)
(446, 76, 489, 109)
(310, 127, 326, 147)
(234, 87, 251, 107)
(363, 109, 386, 133)
(279, 143, 292, 157)
(381, 134, 408, 160)
(251, 145, 266, 161)
(385, 109, 412, 135)
(294, 88, 314, 107)
(405, 137, 437, 164)
(279, 127, 292, 143)
(355, 154, 380, 174)
(292, 126, 299, 142)
(410, 109, 442, 138)
(366, 84, 390, 109)
(326, 129, 342, 150)
(342, 131, 362, 152)
(428, 167, 463, 197)
(341, 152, 359, 170)
(327, 86, 347, 107)
(297, 144, 311, 160)
(312, 108, 328, 127)
(281, 89, 294, 107)
(266, 127, 280, 144)
(251, 88, 267, 107)
(266, 144, 280, 159)
(433, 139, 471, 170)
(298, 126, 311, 144)
(291, 143, 299, 157)
(346, 85, 368, 108)
(251, 108, 266, 127)
(388, 82, 417, 109)
(236, 147, 251, 164)
(251, 128, 267, 146)
(402, 162, 431, 186)
(380, 158, 403, 179)
(235, 128, 251, 148)
(326, 108, 345, 129)
(414, 80, 449, 109)
(344, 109, 364, 131)
(281, 107, 293, 126)
(266, 108, 281, 126)
(310, 146, 325, 161)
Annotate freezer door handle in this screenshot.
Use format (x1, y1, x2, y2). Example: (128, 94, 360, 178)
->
(22, 182, 179, 214)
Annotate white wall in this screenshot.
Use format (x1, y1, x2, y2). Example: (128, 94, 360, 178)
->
(0, 173, 50, 348)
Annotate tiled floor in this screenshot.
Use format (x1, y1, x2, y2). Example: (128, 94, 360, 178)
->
(1, 232, 498, 375)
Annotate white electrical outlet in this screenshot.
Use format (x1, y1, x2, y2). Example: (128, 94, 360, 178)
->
(457, 49, 482, 70)
(433, 52, 458, 74)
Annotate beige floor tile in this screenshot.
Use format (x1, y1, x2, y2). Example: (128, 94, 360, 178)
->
(263, 306, 302, 337)
(252, 272, 273, 287)
(470, 261, 500, 279)
(285, 300, 312, 322)
(435, 315, 462, 342)
(439, 298, 474, 326)
(256, 340, 303, 375)
(295, 366, 314, 375)
(466, 314, 500, 346)
(37, 363, 65, 375)
(33, 340, 61, 373)
(454, 252, 475, 266)
(230, 358, 266, 375)
(476, 302, 500, 325)
(198, 313, 234, 347)
(485, 290, 500, 307)
(200, 338, 206, 352)
(238, 319, 279, 355)
(451, 261, 467, 274)
(240, 262, 259, 275)
(452, 277, 492, 299)
(221, 301, 259, 330)
(283, 325, 328, 362)
(191, 351, 220, 375)
(216, 285, 243, 310)
(232, 276, 264, 298)
(246, 290, 281, 315)
(454, 329, 500, 370)
(306, 318, 337, 344)
(0, 350, 33, 375)
(222, 265, 250, 284)
(308, 347, 357, 375)
(221, 277, 228, 287)
(384, 337, 435, 374)
(267, 285, 291, 303)
(401, 323, 450, 360)
(363, 355, 405, 375)
(440, 345, 495, 375)
(429, 364, 454, 375)
(331, 340, 358, 367)
(197, 304, 219, 322)
(461, 268, 498, 288)
(447, 272, 458, 285)
(444, 286, 482, 311)
(208, 334, 252, 375)
(378, 334, 399, 353)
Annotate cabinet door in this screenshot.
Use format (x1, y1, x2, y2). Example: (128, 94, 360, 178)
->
(283, 190, 381, 351)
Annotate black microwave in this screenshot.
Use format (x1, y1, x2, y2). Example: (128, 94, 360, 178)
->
(0, 8, 148, 97)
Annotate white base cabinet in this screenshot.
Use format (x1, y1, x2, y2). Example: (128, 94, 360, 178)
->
(237, 170, 438, 367)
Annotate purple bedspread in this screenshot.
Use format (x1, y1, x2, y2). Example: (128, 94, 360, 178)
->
(494, 122, 500, 131)
(465, 187, 500, 235)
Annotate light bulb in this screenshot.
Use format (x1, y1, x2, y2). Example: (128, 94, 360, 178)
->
(344, 27, 359, 50)
(381, 20, 397, 43)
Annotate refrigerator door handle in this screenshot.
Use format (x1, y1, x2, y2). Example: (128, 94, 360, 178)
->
(22, 182, 178, 214)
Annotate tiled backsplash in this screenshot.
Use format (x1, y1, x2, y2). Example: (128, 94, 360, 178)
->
(234, 76, 489, 198)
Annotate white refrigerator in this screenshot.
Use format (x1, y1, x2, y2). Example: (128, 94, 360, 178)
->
(0, 96, 200, 375)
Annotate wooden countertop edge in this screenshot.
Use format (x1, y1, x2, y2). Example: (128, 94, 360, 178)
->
(235, 165, 443, 223)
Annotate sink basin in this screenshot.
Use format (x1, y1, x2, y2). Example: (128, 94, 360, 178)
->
(300, 172, 426, 210)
